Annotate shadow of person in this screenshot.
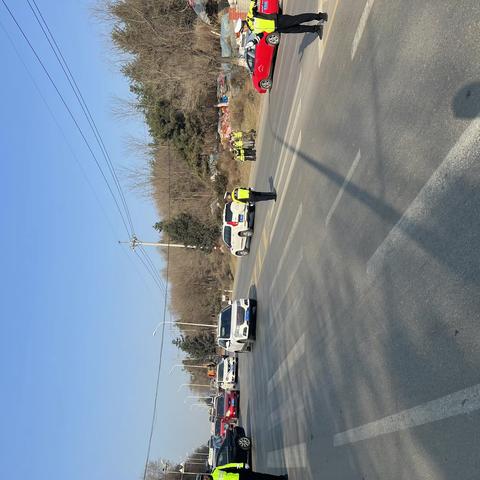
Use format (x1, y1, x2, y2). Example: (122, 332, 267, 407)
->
(248, 284, 257, 299)
(452, 82, 480, 118)
(298, 31, 318, 59)
(268, 175, 275, 191)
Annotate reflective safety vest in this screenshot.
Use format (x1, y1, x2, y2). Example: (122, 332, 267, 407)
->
(253, 16, 276, 34)
(235, 149, 245, 162)
(211, 463, 245, 480)
(232, 187, 251, 203)
(233, 138, 244, 149)
(245, 1, 256, 31)
(232, 131, 243, 141)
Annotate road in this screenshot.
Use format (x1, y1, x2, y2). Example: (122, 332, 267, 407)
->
(235, 0, 480, 479)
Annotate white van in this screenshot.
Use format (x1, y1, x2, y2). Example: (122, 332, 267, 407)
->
(216, 356, 238, 391)
(217, 298, 257, 353)
(222, 202, 255, 257)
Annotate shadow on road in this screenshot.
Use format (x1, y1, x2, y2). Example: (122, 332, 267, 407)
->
(298, 32, 318, 59)
(452, 81, 480, 118)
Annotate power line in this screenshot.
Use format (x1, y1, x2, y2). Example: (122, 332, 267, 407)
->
(1, 0, 131, 237)
(138, 245, 167, 291)
(134, 248, 166, 293)
(22, 0, 171, 299)
(26, 0, 136, 235)
(1, 0, 170, 296)
(0, 17, 157, 296)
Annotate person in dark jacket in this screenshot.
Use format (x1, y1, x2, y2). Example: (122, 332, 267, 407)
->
(245, 0, 328, 38)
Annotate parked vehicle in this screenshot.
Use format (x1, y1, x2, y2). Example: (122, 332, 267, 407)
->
(217, 299, 257, 353)
(245, 0, 280, 93)
(216, 356, 238, 391)
(224, 390, 239, 421)
(215, 426, 252, 467)
(222, 202, 255, 257)
(212, 393, 237, 436)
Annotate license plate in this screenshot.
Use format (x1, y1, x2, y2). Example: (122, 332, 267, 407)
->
(245, 310, 250, 321)
(238, 214, 244, 222)
(262, 1, 269, 10)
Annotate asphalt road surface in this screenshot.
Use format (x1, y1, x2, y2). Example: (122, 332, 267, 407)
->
(234, 0, 480, 479)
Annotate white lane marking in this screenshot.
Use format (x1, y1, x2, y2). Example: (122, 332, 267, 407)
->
(267, 442, 307, 468)
(318, 0, 340, 68)
(270, 132, 302, 242)
(269, 250, 304, 327)
(325, 150, 361, 227)
(367, 118, 480, 278)
(334, 383, 480, 446)
(260, 203, 302, 288)
(270, 397, 306, 429)
(274, 98, 302, 186)
(270, 287, 304, 344)
(351, 0, 375, 60)
(267, 334, 306, 394)
(273, 70, 302, 156)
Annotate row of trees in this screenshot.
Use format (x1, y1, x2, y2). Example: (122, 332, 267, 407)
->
(102, 0, 233, 389)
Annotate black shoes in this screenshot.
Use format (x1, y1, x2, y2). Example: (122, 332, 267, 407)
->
(316, 24, 324, 39)
(318, 12, 328, 22)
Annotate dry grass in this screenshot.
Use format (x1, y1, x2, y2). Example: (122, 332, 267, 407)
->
(229, 67, 261, 132)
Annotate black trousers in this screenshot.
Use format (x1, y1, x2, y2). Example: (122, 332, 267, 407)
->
(250, 190, 276, 203)
(276, 13, 321, 33)
(240, 470, 286, 480)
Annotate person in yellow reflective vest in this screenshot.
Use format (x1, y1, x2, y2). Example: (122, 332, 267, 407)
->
(245, 0, 328, 38)
(224, 187, 276, 205)
(231, 131, 255, 149)
(233, 147, 246, 162)
(205, 462, 288, 480)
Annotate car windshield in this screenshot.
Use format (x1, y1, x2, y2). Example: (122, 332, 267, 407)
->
(223, 226, 232, 248)
(217, 362, 225, 381)
(224, 204, 233, 223)
(219, 306, 232, 338)
(215, 395, 225, 414)
(236, 307, 245, 325)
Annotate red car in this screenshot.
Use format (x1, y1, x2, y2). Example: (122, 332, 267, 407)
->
(223, 390, 239, 421)
(245, 0, 280, 93)
(212, 391, 239, 436)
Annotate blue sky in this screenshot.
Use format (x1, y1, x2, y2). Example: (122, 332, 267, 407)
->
(0, 1, 209, 479)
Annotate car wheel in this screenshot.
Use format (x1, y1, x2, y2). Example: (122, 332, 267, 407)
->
(259, 78, 273, 90)
(265, 32, 281, 46)
(239, 229, 253, 238)
(235, 250, 249, 257)
(237, 436, 252, 450)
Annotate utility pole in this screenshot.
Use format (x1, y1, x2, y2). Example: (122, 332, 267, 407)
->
(153, 321, 216, 336)
(119, 235, 198, 250)
(169, 364, 213, 374)
(178, 383, 215, 391)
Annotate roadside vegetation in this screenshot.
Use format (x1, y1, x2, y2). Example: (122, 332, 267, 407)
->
(100, 0, 260, 387)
